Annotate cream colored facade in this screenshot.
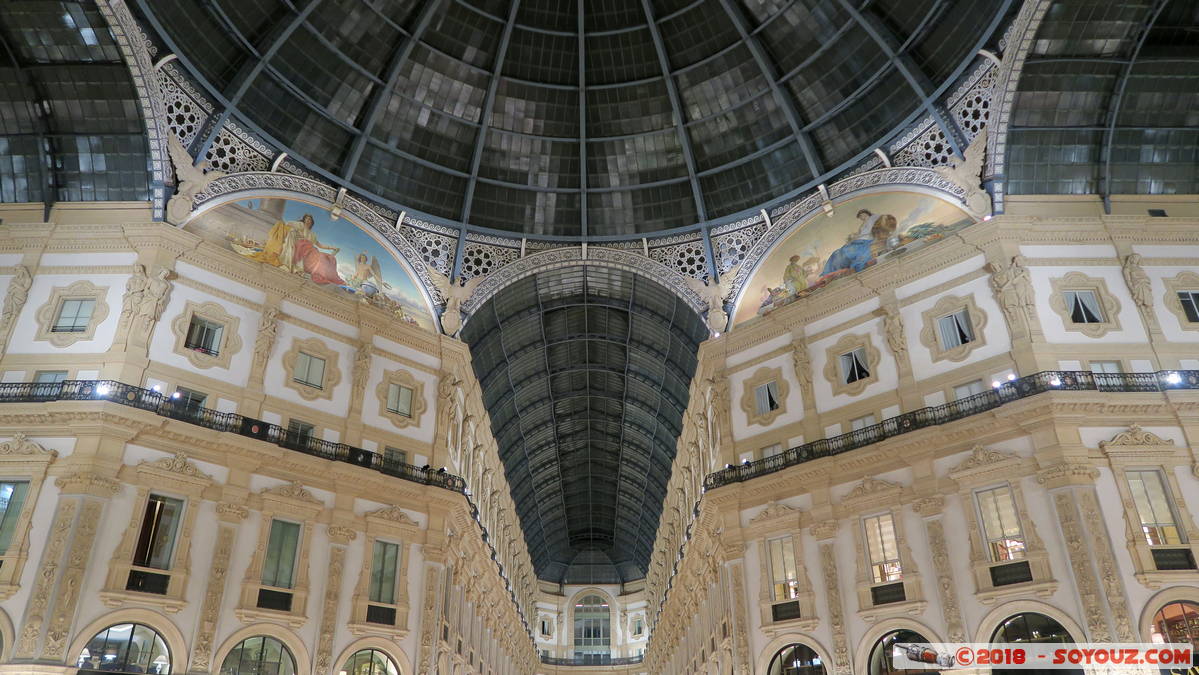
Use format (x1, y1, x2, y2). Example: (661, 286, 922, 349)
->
(642, 212, 1199, 674)
(0, 207, 540, 674)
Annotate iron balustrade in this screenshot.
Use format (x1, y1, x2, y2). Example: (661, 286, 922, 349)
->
(0, 379, 466, 492)
(539, 655, 645, 666)
(704, 369, 1199, 490)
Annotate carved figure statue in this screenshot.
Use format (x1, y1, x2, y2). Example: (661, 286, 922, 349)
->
(166, 134, 225, 225)
(352, 341, 372, 393)
(133, 268, 172, 339)
(882, 305, 906, 358)
(119, 264, 148, 328)
(685, 265, 741, 334)
(0, 265, 32, 334)
(790, 338, 812, 391)
(934, 128, 991, 217)
(1122, 253, 1153, 311)
(252, 306, 280, 371)
(988, 254, 1035, 337)
(426, 266, 487, 336)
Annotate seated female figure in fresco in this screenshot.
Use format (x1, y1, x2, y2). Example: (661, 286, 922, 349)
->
(821, 209, 897, 276)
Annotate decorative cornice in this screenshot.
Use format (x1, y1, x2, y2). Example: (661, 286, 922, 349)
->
(841, 477, 901, 504)
(1036, 463, 1099, 488)
(911, 496, 945, 517)
(328, 524, 357, 545)
(748, 502, 798, 525)
(810, 519, 839, 540)
(138, 451, 213, 481)
(368, 505, 420, 527)
(216, 502, 249, 521)
(55, 472, 122, 497)
(262, 480, 322, 504)
(948, 444, 1018, 475)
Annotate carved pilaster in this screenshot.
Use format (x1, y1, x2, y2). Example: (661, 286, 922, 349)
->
(419, 563, 444, 673)
(1078, 490, 1135, 641)
(314, 545, 348, 673)
(16, 499, 77, 658)
(190, 523, 236, 672)
(925, 518, 966, 642)
(44, 499, 103, 658)
(1052, 491, 1111, 642)
(819, 542, 852, 675)
(730, 561, 751, 675)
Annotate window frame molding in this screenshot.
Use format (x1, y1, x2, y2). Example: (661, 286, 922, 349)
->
(375, 368, 427, 430)
(100, 452, 212, 612)
(1162, 271, 1199, 331)
(282, 337, 341, 402)
(170, 300, 243, 370)
(748, 502, 817, 632)
(839, 478, 926, 621)
(33, 280, 111, 347)
(236, 482, 323, 627)
(0, 434, 57, 600)
(948, 445, 1056, 603)
(1099, 426, 1199, 587)
(1048, 272, 1122, 338)
(348, 506, 419, 637)
(824, 333, 881, 397)
(919, 293, 988, 363)
(740, 367, 789, 427)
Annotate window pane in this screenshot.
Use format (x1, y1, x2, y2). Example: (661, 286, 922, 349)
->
(370, 540, 399, 604)
(1127, 470, 1183, 546)
(54, 298, 96, 331)
(132, 494, 184, 570)
(976, 485, 1026, 562)
(0, 481, 28, 554)
(864, 514, 901, 583)
(938, 314, 961, 349)
(34, 370, 68, 383)
(1066, 290, 1104, 323)
(1178, 292, 1199, 323)
(263, 519, 301, 588)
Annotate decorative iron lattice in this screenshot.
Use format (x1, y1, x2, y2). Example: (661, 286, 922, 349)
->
(158, 63, 210, 147)
(204, 121, 272, 174)
(949, 64, 996, 144)
(890, 118, 955, 168)
(403, 223, 456, 276)
(648, 240, 707, 281)
(460, 241, 520, 281)
(712, 221, 769, 273)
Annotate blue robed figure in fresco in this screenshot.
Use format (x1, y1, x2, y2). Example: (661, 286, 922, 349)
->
(821, 208, 895, 276)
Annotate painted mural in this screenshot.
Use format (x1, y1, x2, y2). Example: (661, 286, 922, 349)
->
(185, 197, 435, 330)
(734, 192, 974, 325)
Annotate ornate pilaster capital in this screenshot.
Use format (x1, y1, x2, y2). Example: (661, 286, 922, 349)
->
(216, 502, 249, 522)
(912, 495, 945, 517)
(810, 519, 838, 540)
(328, 524, 357, 545)
(54, 472, 121, 497)
(1036, 462, 1099, 489)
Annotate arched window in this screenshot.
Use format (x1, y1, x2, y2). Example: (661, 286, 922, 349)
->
(573, 594, 611, 664)
(75, 622, 170, 674)
(867, 629, 935, 675)
(339, 648, 399, 675)
(219, 635, 296, 675)
(991, 612, 1078, 675)
(767, 643, 826, 675)
(1151, 601, 1199, 667)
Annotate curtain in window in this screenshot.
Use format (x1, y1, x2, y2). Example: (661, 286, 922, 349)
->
(841, 349, 870, 383)
(262, 520, 301, 588)
(369, 540, 399, 604)
(1066, 291, 1103, 323)
(938, 310, 974, 349)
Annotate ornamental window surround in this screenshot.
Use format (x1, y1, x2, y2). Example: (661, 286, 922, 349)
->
(348, 506, 417, 635)
(170, 300, 243, 370)
(281, 337, 342, 402)
(236, 483, 322, 626)
(919, 293, 988, 363)
(1163, 271, 1199, 330)
(740, 366, 789, 426)
(375, 368, 427, 430)
(34, 280, 111, 347)
(1048, 272, 1122, 338)
(824, 333, 880, 397)
(0, 435, 53, 601)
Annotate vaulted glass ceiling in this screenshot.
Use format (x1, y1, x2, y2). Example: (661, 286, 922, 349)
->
(136, 0, 1009, 238)
(461, 265, 708, 583)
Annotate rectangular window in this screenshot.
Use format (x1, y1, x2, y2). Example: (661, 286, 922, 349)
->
(383, 446, 407, 467)
(840, 347, 870, 384)
(1064, 289, 1104, 323)
(175, 387, 207, 411)
(954, 379, 986, 400)
(540, 619, 550, 636)
(1177, 291, 1199, 323)
(937, 309, 975, 349)
(975, 485, 1027, 562)
(767, 536, 799, 601)
(863, 513, 902, 583)
(184, 315, 224, 355)
(761, 444, 782, 459)
(287, 419, 315, 442)
(292, 352, 326, 389)
(1090, 360, 1123, 374)
(0, 481, 29, 555)
(387, 383, 414, 417)
(754, 381, 780, 415)
(262, 519, 301, 589)
(52, 298, 95, 332)
(1127, 470, 1184, 546)
(368, 540, 399, 605)
(633, 618, 643, 635)
(851, 414, 876, 431)
(33, 370, 68, 384)
(132, 494, 184, 570)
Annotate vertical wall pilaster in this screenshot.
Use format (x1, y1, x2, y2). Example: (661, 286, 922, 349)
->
(812, 521, 851, 675)
(314, 527, 354, 673)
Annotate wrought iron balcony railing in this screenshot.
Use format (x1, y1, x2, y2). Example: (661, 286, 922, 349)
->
(704, 369, 1199, 490)
(0, 379, 466, 492)
(540, 655, 644, 666)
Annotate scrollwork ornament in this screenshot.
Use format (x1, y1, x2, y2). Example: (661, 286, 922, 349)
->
(314, 546, 346, 673)
(191, 524, 235, 670)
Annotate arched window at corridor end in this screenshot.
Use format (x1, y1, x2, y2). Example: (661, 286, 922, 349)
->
(573, 594, 611, 664)
(767, 642, 826, 675)
(76, 622, 170, 674)
(339, 648, 399, 675)
(219, 635, 297, 675)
